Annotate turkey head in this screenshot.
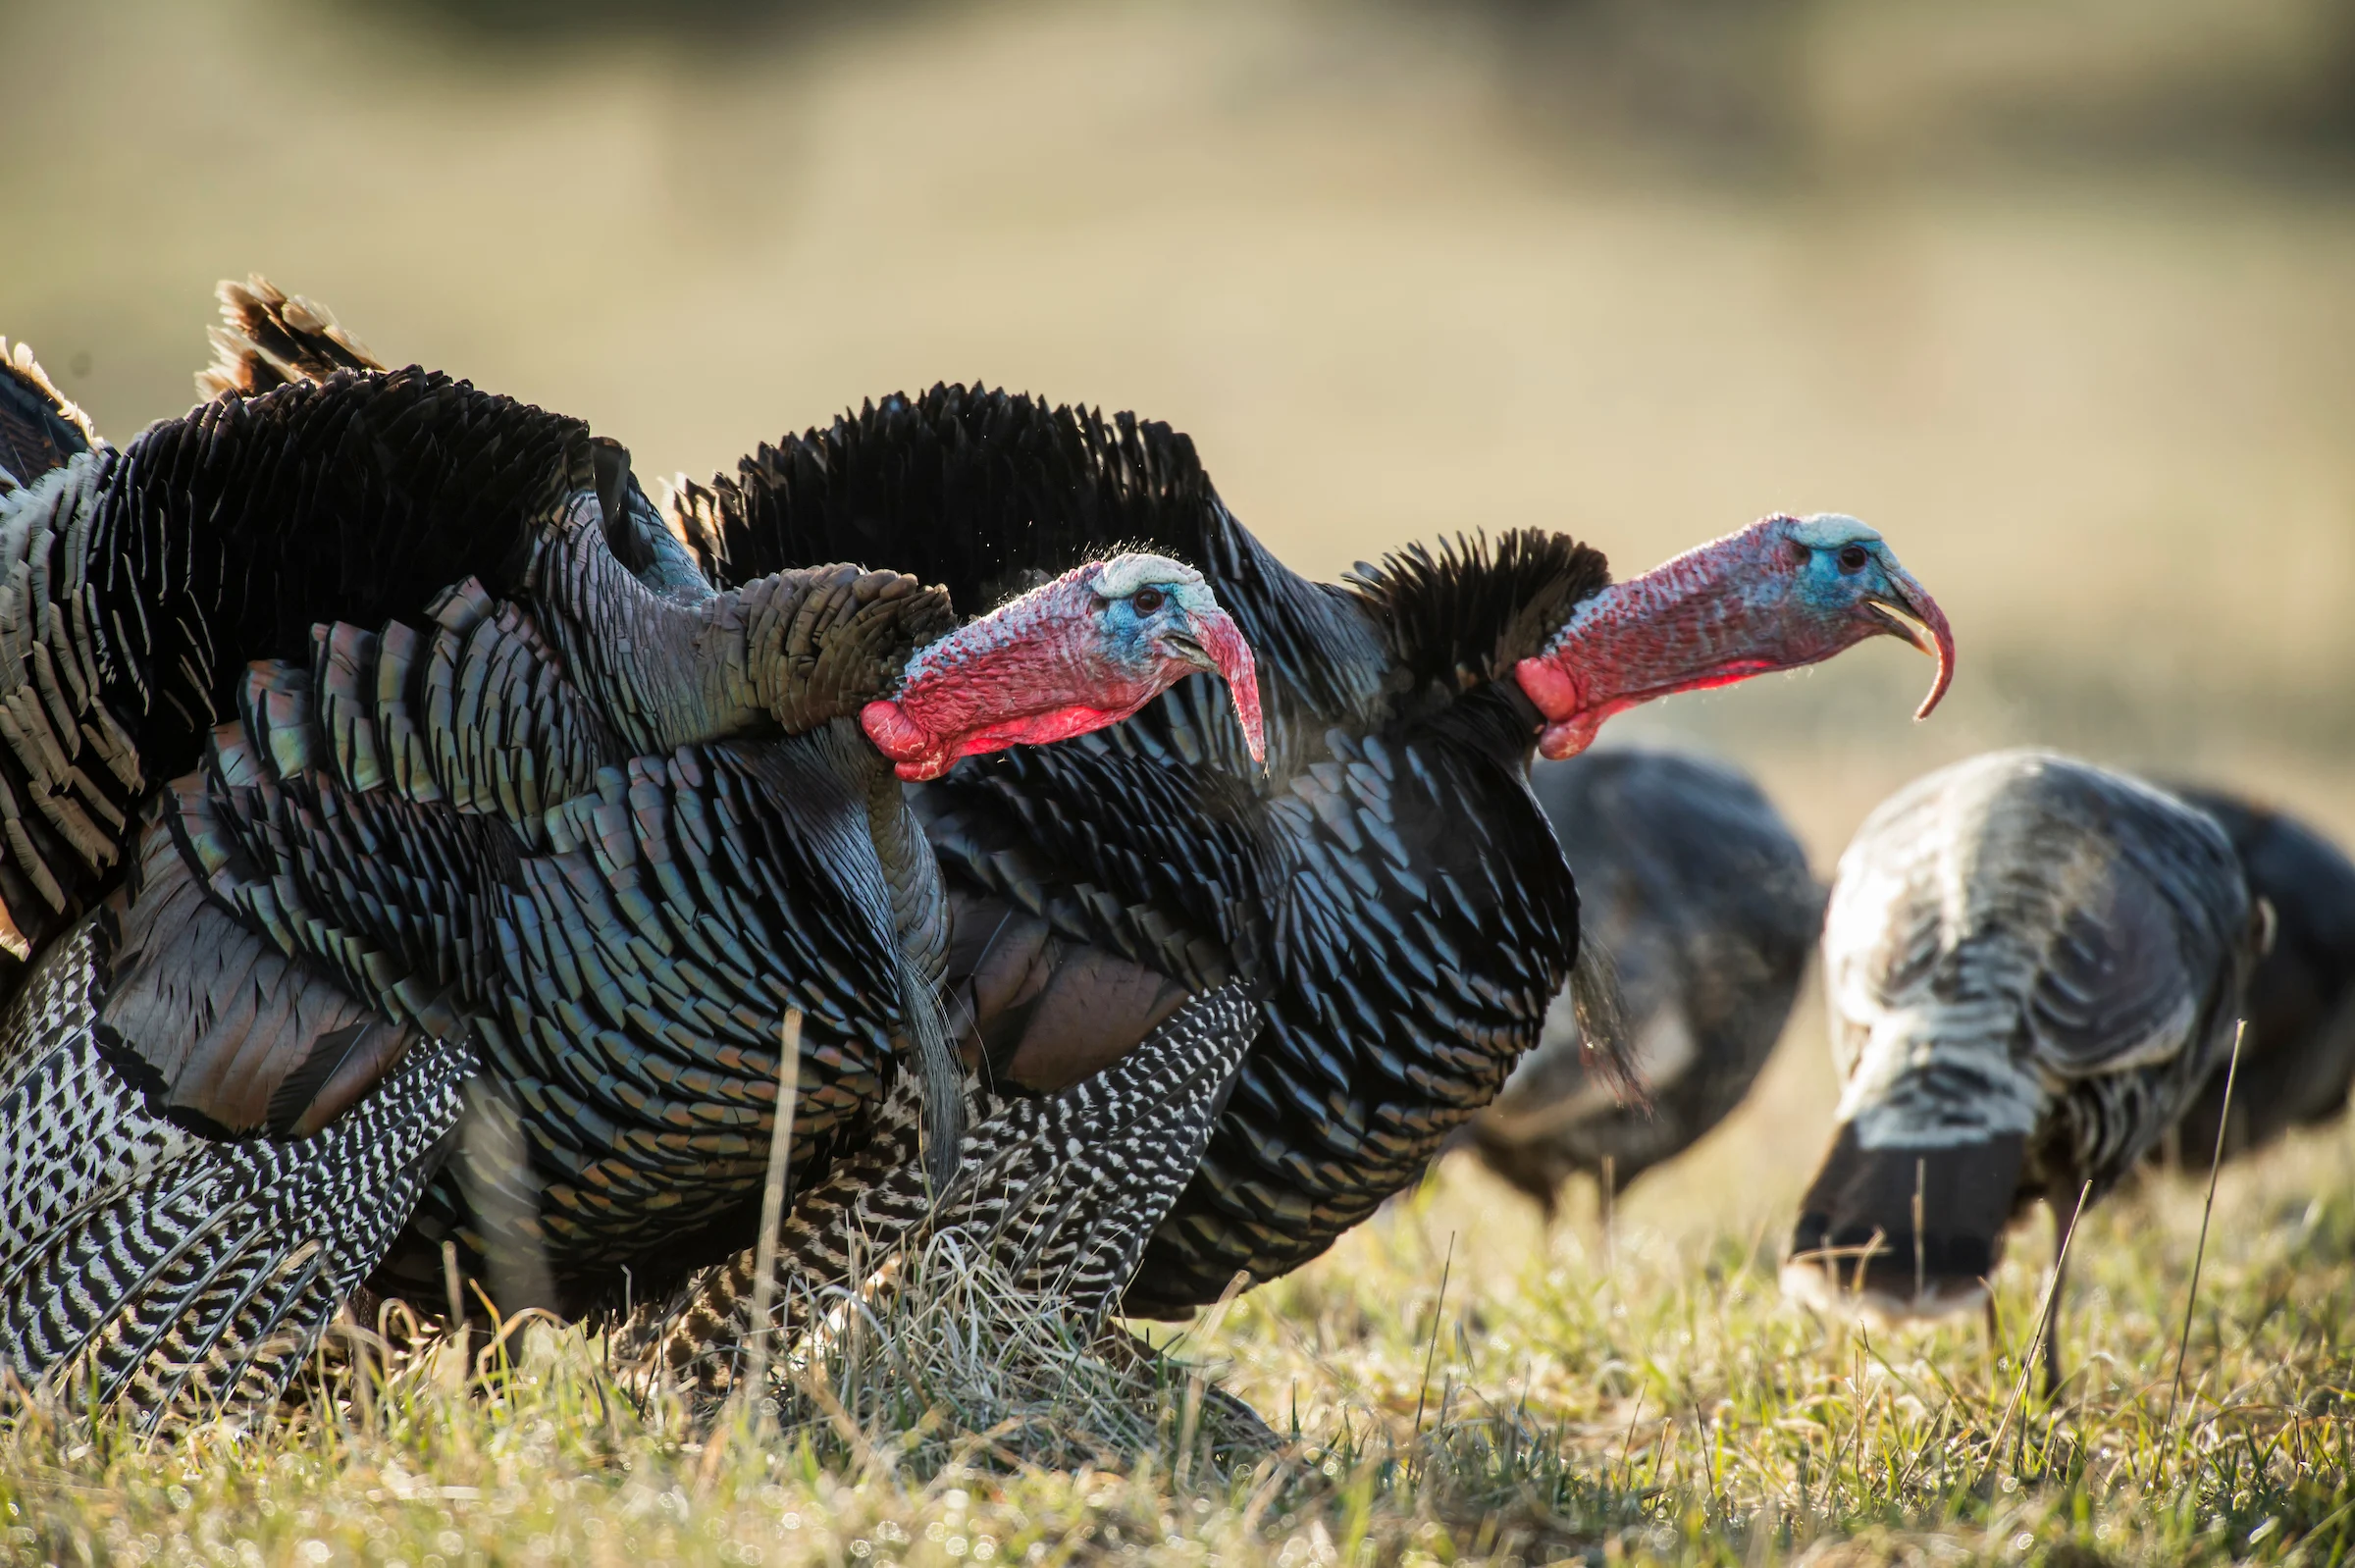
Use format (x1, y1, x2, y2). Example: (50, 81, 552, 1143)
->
(863, 553, 1264, 782)
(1514, 512, 1956, 759)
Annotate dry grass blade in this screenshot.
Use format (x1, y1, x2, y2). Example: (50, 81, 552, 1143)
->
(740, 1008, 805, 1420)
(1176, 1270, 1253, 1488)
(2171, 1019, 2246, 1420)
(1983, 1181, 2090, 1469)
(768, 1232, 1278, 1479)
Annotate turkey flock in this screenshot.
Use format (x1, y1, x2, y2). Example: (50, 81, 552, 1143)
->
(0, 277, 2330, 1436)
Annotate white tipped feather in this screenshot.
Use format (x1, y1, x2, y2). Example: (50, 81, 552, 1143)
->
(1090, 552, 1203, 600)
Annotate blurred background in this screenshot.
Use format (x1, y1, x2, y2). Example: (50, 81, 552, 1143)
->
(8, 0, 2354, 1248)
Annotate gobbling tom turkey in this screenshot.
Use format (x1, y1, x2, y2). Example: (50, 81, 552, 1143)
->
(664, 386, 1956, 1316)
(180, 281, 1962, 1322)
(0, 334, 1266, 1423)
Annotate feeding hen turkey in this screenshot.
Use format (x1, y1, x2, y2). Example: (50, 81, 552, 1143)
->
(1782, 750, 2268, 1392)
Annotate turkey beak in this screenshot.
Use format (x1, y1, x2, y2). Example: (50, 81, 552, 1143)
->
(1864, 568, 1955, 721)
(1168, 607, 1267, 766)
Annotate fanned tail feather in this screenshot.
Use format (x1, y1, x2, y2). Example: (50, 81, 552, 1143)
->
(0, 339, 96, 496)
(196, 276, 387, 401)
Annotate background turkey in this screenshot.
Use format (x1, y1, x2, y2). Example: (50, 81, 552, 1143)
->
(2155, 785, 2355, 1165)
(664, 388, 1955, 1318)
(1461, 748, 1822, 1225)
(1782, 750, 2266, 1391)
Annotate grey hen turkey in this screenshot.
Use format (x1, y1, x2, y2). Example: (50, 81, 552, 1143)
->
(1781, 750, 2266, 1391)
(1463, 749, 1822, 1222)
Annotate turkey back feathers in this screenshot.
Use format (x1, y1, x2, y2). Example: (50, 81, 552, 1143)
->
(0, 368, 594, 964)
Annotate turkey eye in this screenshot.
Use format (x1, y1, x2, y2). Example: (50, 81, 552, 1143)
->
(1130, 588, 1166, 614)
(1837, 545, 1870, 572)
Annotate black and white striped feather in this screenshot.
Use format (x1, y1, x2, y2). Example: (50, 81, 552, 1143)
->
(631, 983, 1261, 1383)
(0, 913, 466, 1427)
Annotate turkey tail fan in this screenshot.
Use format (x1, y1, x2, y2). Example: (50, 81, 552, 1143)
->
(195, 275, 387, 401)
(0, 340, 95, 496)
(0, 366, 598, 971)
(187, 278, 711, 605)
(632, 984, 1260, 1383)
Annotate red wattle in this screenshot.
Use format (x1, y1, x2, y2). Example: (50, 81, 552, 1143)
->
(862, 698, 954, 780)
(1513, 654, 1581, 724)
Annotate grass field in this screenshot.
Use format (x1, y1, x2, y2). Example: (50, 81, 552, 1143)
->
(4, 1122, 2350, 1567)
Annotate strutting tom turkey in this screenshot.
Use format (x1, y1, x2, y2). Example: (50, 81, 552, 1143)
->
(176, 281, 1961, 1325)
(662, 386, 1957, 1316)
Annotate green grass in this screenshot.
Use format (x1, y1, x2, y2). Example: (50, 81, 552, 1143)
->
(7, 1125, 2352, 1568)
